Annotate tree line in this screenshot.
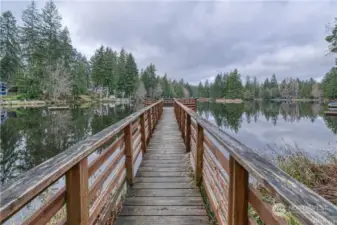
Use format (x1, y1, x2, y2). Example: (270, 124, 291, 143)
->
(0, 0, 193, 100)
(1, 1, 336, 101)
(196, 16, 337, 101)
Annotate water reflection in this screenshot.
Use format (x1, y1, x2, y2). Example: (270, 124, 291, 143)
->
(198, 102, 337, 155)
(0, 104, 135, 184)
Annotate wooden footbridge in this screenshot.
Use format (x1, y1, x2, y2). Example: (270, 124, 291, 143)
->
(1, 99, 336, 225)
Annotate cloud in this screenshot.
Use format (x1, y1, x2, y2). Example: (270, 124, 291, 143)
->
(2, 0, 337, 83)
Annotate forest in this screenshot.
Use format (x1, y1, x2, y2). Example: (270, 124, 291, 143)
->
(1, 0, 336, 101)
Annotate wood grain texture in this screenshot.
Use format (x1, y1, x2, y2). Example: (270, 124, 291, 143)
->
(66, 159, 88, 225)
(115, 107, 208, 225)
(174, 99, 337, 225)
(0, 100, 162, 222)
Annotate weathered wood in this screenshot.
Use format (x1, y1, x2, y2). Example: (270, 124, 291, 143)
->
(116, 107, 208, 225)
(88, 135, 123, 177)
(88, 151, 124, 202)
(0, 100, 162, 222)
(132, 183, 194, 189)
(120, 206, 207, 216)
(195, 124, 204, 186)
(124, 197, 204, 206)
(147, 109, 152, 142)
(116, 216, 209, 225)
(89, 164, 125, 225)
(249, 187, 285, 225)
(22, 188, 65, 225)
(181, 111, 185, 140)
(228, 156, 249, 225)
(138, 167, 188, 172)
(127, 189, 200, 197)
(186, 114, 191, 152)
(174, 99, 337, 225)
(66, 158, 89, 225)
(140, 113, 146, 154)
(124, 123, 134, 185)
(137, 171, 186, 177)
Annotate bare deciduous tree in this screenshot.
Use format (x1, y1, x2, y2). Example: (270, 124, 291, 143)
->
(44, 63, 71, 101)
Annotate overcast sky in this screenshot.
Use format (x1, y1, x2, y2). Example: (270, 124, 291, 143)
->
(2, 0, 337, 84)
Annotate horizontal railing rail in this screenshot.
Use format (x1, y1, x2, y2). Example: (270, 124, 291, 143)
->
(174, 99, 337, 225)
(0, 100, 163, 225)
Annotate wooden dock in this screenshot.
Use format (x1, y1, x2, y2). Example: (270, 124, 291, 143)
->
(116, 108, 208, 225)
(1, 98, 337, 225)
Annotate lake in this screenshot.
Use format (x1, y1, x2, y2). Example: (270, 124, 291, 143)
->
(197, 101, 337, 158)
(1, 101, 336, 185)
(0, 103, 136, 185)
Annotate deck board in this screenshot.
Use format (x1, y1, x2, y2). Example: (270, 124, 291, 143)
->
(116, 107, 209, 225)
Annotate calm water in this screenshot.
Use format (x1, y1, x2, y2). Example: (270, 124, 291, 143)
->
(197, 102, 337, 157)
(0, 103, 136, 185)
(1, 102, 336, 185)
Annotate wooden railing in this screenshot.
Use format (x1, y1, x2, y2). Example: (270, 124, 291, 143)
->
(174, 99, 337, 225)
(0, 100, 163, 225)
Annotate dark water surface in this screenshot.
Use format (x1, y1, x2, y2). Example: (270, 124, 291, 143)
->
(197, 102, 337, 157)
(0, 103, 136, 185)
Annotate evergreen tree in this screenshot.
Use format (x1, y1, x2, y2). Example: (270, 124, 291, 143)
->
(0, 11, 22, 84)
(162, 74, 172, 97)
(40, 0, 62, 66)
(122, 53, 138, 96)
(20, 0, 42, 68)
(59, 27, 72, 69)
(197, 82, 204, 97)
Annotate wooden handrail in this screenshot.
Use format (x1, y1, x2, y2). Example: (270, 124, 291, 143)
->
(174, 99, 337, 225)
(0, 100, 163, 224)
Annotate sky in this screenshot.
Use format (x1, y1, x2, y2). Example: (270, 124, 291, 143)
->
(2, 0, 337, 84)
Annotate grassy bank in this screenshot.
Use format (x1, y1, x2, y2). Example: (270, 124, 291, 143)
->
(250, 146, 337, 225)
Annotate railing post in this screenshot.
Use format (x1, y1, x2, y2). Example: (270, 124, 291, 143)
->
(181, 111, 185, 141)
(124, 123, 133, 185)
(180, 108, 183, 131)
(148, 109, 152, 141)
(66, 158, 88, 225)
(228, 155, 249, 225)
(195, 124, 204, 186)
(140, 113, 146, 154)
(186, 114, 191, 152)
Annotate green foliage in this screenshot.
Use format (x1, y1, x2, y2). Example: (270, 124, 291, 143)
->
(0, 11, 22, 84)
(322, 67, 337, 99)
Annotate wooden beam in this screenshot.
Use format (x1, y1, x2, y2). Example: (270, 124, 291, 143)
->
(186, 114, 191, 152)
(147, 109, 152, 142)
(228, 155, 249, 225)
(66, 158, 88, 225)
(195, 124, 204, 186)
(124, 123, 134, 185)
(140, 113, 146, 154)
(181, 111, 185, 141)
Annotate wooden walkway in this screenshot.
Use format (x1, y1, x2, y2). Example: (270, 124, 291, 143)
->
(116, 107, 209, 225)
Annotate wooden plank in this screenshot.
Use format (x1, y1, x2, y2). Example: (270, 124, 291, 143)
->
(124, 197, 204, 206)
(134, 177, 191, 183)
(139, 164, 187, 168)
(115, 216, 209, 225)
(137, 171, 186, 177)
(138, 167, 188, 172)
(88, 151, 124, 202)
(140, 113, 146, 154)
(124, 123, 134, 185)
(132, 183, 195, 189)
(147, 109, 152, 142)
(89, 164, 125, 225)
(22, 188, 65, 225)
(66, 159, 88, 225)
(186, 114, 191, 152)
(143, 155, 186, 160)
(127, 189, 200, 197)
(195, 124, 204, 186)
(249, 187, 285, 225)
(119, 206, 208, 216)
(88, 135, 123, 177)
(0, 100, 163, 223)
(228, 156, 249, 225)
